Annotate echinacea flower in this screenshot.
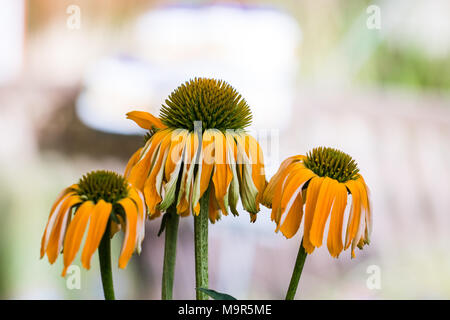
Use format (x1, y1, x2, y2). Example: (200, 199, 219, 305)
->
(263, 147, 371, 258)
(125, 78, 267, 300)
(40, 170, 146, 276)
(124, 78, 267, 223)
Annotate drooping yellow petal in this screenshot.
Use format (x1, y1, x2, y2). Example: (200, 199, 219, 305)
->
(326, 183, 347, 258)
(81, 200, 112, 269)
(164, 129, 188, 181)
(208, 184, 221, 223)
(211, 130, 232, 215)
(310, 177, 338, 248)
(344, 179, 361, 250)
(302, 177, 324, 254)
(124, 147, 142, 178)
(225, 132, 240, 216)
(62, 201, 94, 276)
(129, 187, 146, 254)
(143, 133, 172, 215)
(234, 131, 259, 214)
(126, 111, 166, 130)
(275, 166, 314, 236)
(118, 198, 138, 269)
(45, 195, 82, 264)
(279, 167, 315, 216)
(244, 133, 267, 204)
(351, 213, 365, 258)
(271, 162, 305, 223)
(351, 178, 369, 257)
(41, 191, 74, 258)
(357, 176, 372, 243)
(177, 132, 199, 214)
(278, 192, 304, 239)
(262, 156, 304, 208)
(193, 130, 215, 214)
(159, 130, 188, 211)
(175, 153, 192, 214)
(128, 129, 169, 189)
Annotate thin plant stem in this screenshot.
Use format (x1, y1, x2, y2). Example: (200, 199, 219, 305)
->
(285, 238, 308, 300)
(161, 208, 180, 300)
(194, 186, 210, 300)
(98, 220, 115, 300)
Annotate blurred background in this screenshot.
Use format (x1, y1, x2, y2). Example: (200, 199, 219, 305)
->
(0, 0, 449, 299)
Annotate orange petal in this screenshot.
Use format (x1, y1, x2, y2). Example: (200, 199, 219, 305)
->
(176, 132, 199, 214)
(81, 200, 112, 269)
(275, 167, 314, 234)
(193, 130, 215, 214)
(124, 147, 142, 178)
(118, 198, 138, 268)
(41, 192, 73, 258)
(279, 167, 315, 216)
(310, 177, 338, 248)
(351, 179, 368, 257)
(45, 195, 82, 264)
(62, 201, 94, 276)
(279, 192, 304, 239)
(211, 131, 232, 215)
(144, 134, 172, 215)
(233, 131, 260, 214)
(144, 133, 172, 214)
(246, 134, 267, 202)
(357, 176, 372, 241)
(344, 180, 361, 249)
(262, 156, 304, 208)
(126, 111, 166, 130)
(128, 129, 170, 189)
(164, 130, 188, 181)
(208, 184, 221, 223)
(40, 184, 78, 257)
(225, 132, 240, 216)
(129, 188, 146, 253)
(302, 177, 324, 254)
(271, 162, 305, 223)
(326, 183, 348, 258)
(176, 190, 189, 213)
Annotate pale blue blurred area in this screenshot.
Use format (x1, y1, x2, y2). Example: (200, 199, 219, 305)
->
(0, 0, 449, 299)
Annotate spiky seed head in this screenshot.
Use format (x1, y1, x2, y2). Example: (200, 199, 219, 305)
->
(304, 147, 360, 183)
(76, 170, 128, 204)
(159, 78, 252, 131)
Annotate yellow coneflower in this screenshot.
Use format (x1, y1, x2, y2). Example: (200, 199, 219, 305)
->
(124, 78, 266, 300)
(125, 78, 266, 223)
(40, 170, 146, 299)
(262, 147, 371, 299)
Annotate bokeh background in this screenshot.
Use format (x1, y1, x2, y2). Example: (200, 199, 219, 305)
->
(0, 0, 449, 299)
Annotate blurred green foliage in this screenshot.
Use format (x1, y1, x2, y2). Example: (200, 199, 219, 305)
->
(0, 179, 12, 298)
(359, 42, 450, 92)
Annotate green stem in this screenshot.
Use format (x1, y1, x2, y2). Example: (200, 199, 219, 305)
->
(161, 209, 180, 300)
(98, 220, 115, 300)
(285, 238, 308, 300)
(194, 187, 210, 300)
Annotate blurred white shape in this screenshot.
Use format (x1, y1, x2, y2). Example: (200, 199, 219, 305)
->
(134, 5, 301, 132)
(76, 56, 162, 135)
(77, 4, 301, 134)
(0, 0, 24, 84)
(383, 0, 450, 58)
